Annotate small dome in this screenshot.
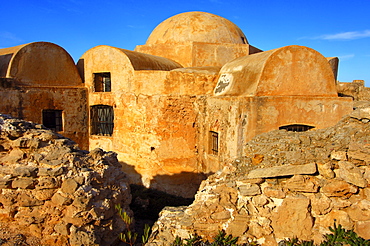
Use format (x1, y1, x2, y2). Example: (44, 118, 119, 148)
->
(146, 11, 248, 45)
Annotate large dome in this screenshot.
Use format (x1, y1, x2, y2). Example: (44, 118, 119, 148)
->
(146, 11, 248, 45)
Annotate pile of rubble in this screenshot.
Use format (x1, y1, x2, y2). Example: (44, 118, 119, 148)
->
(0, 115, 132, 246)
(147, 106, 370, 245)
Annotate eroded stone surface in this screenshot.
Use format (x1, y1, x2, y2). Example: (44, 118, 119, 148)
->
(0, 115, 131, 246)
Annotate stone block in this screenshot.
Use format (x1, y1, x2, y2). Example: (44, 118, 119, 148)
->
(334, 161, 367, 188)
(51, 193, 72, 206)
(247, 163, 317, 179)
(330, 151, 347, 161)
(263, 187, 286, 199)
(238, 184, 261, 196)
(12, 177, 35, 189)
(347, 200, 370, 221)
(322, 180, 358, 198)
(355, 221, 370, 239)
(36, 177, 60, 189)
(61, 178, 79, 194)
(285, 175, 318, 192)
(14, 166, 38, 177)
(18, 192, 44, 207)
(271, 196, 313, 240)
(317, 162, 335, 179)
(0, 148, 24, 163)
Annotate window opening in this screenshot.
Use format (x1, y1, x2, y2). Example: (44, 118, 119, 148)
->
(91, 105, 114, 136)
(42, 110, 63, 132)
(93, 72, 111, 92)
(209, 131, 219, 155)
(279, 124, 314, 132)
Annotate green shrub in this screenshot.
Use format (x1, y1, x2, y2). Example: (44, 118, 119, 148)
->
(172, 222, 370, 246)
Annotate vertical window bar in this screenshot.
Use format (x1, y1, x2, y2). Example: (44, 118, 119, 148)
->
(210, 131, 219, 155)
(91, 105, 114, 136)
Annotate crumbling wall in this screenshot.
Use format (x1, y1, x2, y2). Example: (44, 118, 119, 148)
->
(147, 107, 370, 245)
(337, 80, 370, 101)
(0, 115, 131, 246)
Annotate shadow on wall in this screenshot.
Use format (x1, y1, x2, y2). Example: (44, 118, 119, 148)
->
(150, 171, 209, 198)
(119, 161, 143, 186)
(120, 161, 210, 198)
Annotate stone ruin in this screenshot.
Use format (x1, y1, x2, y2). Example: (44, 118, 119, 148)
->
(0, 114, 132, 246)
(2, 102, 370, 246)
(147, 105, 370, 245)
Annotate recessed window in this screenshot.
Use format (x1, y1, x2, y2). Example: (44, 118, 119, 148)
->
(279, 124, 315, 132)
(42, 110, 63, 132)
(93, 72, 111, 92)
(209, 131, 219, 155)
(90, 105, 114, 136)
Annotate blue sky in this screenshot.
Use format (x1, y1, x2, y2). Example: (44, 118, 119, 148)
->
(1, 0, 369, 85)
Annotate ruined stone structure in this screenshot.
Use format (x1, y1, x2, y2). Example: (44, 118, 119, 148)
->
(0, 11, 358, 197)
(147, 107, 370, 245)
(0, 115, 131, 246)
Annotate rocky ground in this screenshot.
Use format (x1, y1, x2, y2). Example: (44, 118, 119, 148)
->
(0, 114, 132, 246)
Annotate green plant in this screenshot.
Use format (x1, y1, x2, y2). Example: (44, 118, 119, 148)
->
(171, 230, 257, 246)
(115, 204, 152, 246)
(319, 222, 370, 246)
(116, 204, 138, 246)
(142, 223, 151, 244)
(212, 230, 239, 246)
(173, 223, 370, 246)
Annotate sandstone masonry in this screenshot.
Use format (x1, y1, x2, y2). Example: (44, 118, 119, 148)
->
(0, 114, 132, 246)
(147, 106, 370, 245)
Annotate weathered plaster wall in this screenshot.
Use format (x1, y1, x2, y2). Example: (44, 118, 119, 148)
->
(135, 42, 257, 67)
(0, 86, 88, 150)
(215, 45, 338, 97)
(80, 46, 216, 197)
(88, 94, 203, 197)
(201, 95, 353, 173)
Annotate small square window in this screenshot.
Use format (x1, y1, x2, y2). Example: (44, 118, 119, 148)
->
(93, 72, 111, 92)
(42, 110, 63, 132)
(209, 131, 219, 155)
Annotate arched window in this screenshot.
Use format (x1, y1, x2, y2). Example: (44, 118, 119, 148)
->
(90, 105, 114, 136)
(279, 124, 314, 132)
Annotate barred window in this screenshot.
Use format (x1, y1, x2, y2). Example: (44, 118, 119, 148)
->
(42, 110, 63, 132)
(93, 72, 111, 92)
(209, 131, 219, 155)
(279, 124, 314, 132)
(91, 105, 114, 136)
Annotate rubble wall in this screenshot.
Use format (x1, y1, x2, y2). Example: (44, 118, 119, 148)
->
(0, 115, 131, 246)
(147, 107, 370, 245)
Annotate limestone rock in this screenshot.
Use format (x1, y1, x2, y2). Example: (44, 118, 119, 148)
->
(271, 196, 313, 240)
(322, 180, 358, 197)
(334, 161, 368, 188)
(0, 115, 132, 246)
(247, 163, 317, 179)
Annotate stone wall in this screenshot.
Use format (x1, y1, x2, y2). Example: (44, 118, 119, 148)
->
(338, 80, 370, 101)
(0, 115, 131, 246)
(147, 107, 370, 245)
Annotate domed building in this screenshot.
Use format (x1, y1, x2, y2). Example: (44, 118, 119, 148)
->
(0, 12, 354, 198)
(135, 11, 261, 67)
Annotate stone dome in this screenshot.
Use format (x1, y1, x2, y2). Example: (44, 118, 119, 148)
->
(146, 11, 248, 45)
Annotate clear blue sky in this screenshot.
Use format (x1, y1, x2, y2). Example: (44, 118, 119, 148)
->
(1, 0, 369, 85)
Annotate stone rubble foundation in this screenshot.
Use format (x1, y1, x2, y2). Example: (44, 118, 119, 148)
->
(0, 114, 132, 246)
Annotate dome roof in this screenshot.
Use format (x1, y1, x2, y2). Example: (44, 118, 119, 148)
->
(146, 11, 248, 45)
